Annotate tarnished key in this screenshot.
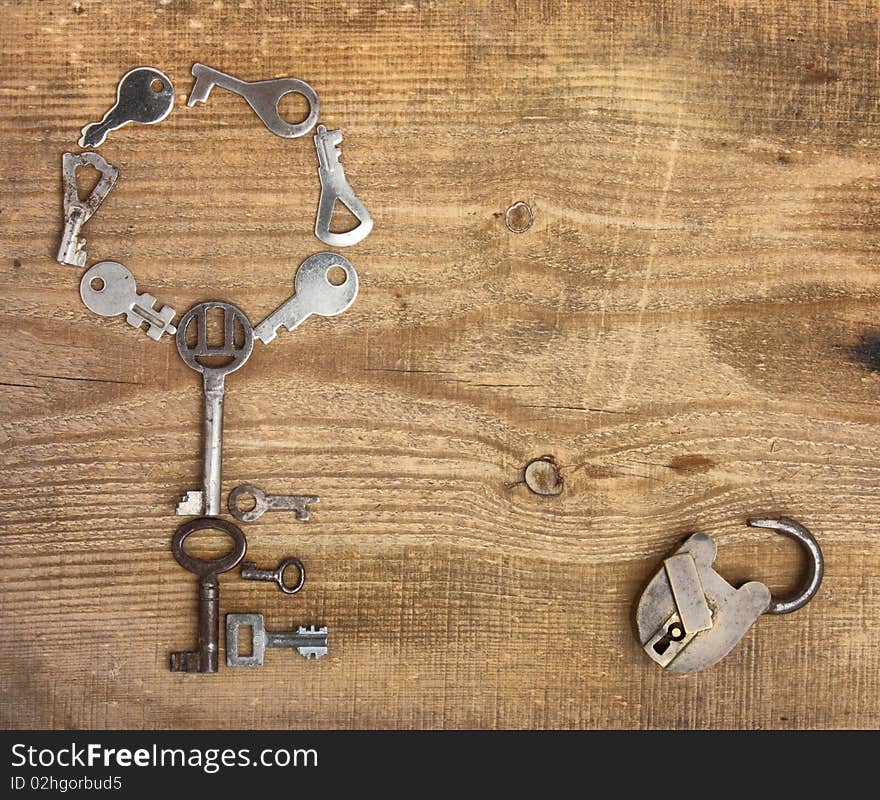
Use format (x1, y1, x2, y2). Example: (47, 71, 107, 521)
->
(253, 252, 359, 345)
(226, 614, 328, 667)
(186, 63, 319, 139)
(227, 483, 319, 523)
(57, 152, 119, 267)
(241, 557, 306, 595)
(80, 261, 177, 341)
(79, 67, 174, 148)
(171, 518, 247, 673)
(175, 302, 254, 517)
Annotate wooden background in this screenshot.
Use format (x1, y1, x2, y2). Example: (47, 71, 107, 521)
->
(1, 0, 879, 730)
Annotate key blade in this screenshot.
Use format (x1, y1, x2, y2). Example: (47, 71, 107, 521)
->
(254, 299, 313, 345)
(266, 494, 320, 519)
(187, 63, 218, 105)
(176, 490, 205, 516)
(79, 120, 110, 148)
(295, 625, 329, 660)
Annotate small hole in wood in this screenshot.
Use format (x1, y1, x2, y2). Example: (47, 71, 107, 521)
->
(523, 456, 564, 496)
(505, 201, 533, 233)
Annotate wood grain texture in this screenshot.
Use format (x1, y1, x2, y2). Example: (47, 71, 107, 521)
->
(1, 0, 879, 729)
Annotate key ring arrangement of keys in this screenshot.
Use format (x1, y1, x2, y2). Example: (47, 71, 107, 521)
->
(57, 64, 374, 673)
(58, 64, 828, 678)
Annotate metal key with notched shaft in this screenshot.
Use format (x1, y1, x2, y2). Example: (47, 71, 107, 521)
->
(175, 302, 254, 517)
(57, 152, 119, 266)
(170, 518, 247, 673)
(79, 67, 174, 148)
(227, 483, 319, 523)
(80, 261, 177, 341)
(253, 252, 359, 345)
(186, 63, 319, 139)
(226, 614, 328, 667)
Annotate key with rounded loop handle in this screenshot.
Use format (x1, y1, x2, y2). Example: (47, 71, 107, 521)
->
(79, 67, 174, 148)
(80, 261, 177, 341)
(170, 518, 247, 673)
(186, 63, 319, 139)
(253, 252, 359, 345)
(228, 483, 319, 523)
(240, 557, 306, 595)
(175, 302, 254, 517)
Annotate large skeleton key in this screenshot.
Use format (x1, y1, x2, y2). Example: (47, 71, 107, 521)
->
(186, 63, 319, 139)
(80, 261, 177, 341)
(170, 518, 247, 673)
(253, 252, 359, 345)
(175, 302, 254, 517)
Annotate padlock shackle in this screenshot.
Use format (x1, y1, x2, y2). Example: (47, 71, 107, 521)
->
(747, 517, 824, 615)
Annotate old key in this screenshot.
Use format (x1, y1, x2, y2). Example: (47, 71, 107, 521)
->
(79, 67, 174, 148)
(80, 261, 177, 341)
(227, 483, 319, 523)
(253, 252, 359, 345)
(57, 152, 119, 267)
(170, 518, 247, 673)
(226, 615, 328, 667)
(175, 302, 254, 517)
(186, 63, 319, 139)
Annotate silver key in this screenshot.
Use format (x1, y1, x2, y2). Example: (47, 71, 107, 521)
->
(635, 517, 823, 674)
(240, 557, 306, 595)
(80, 261, 177, 341)
(254, 252, 359, 345)
(227, 483, 319, 523)
(175, 302, 254, 517)
(314, 125, 373, 247)
(226, 614, 328, 667)
(79, 67, 174, 148)
(57, 152, 119, 267)
(186, 63, 319, 139)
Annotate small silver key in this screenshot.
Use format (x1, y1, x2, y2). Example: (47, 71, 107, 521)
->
(175, 302, 254, 517)
(227, 483, 319, 523)
(240, 557, 306, 595)
(57, 152, 119, 267)
(253, 252, 359, 345)
(186, 63, 319, 139)
(314, 125, 373, 247)
(226, 614, 328, 667)
(80, 261, 177, 341)
(79, 67, 174, 148)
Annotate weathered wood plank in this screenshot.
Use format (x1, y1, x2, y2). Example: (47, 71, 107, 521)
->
(1, 0, 878, 729)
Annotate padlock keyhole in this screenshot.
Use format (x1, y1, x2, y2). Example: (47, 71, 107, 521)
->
(653, 622, 686, 655)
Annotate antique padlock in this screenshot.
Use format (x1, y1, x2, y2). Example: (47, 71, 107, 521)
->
(635, 517, 823, 673)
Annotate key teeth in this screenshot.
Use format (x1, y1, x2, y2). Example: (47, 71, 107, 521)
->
(124, 298, 178, 340)
(176, 490, 205, 516)
(297, 648, 328, 661)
